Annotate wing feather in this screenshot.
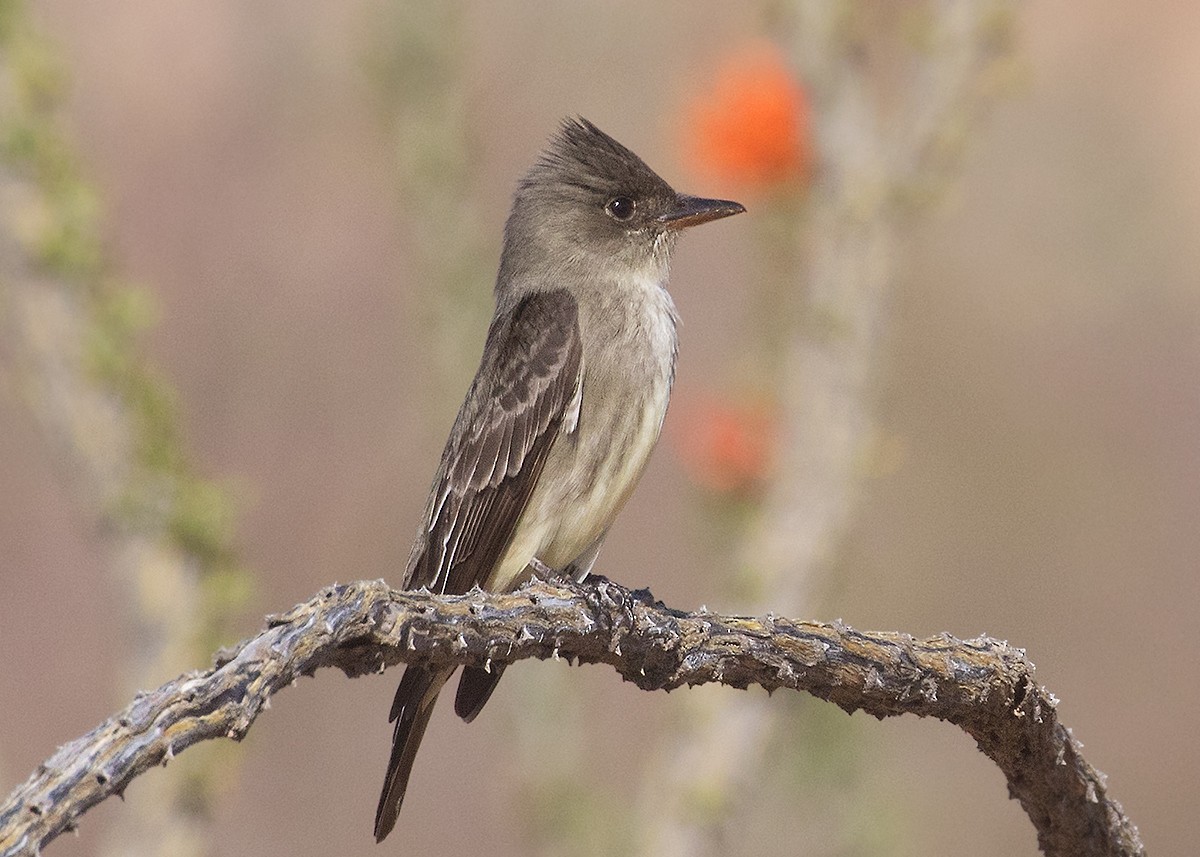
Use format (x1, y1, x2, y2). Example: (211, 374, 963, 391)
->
(405, 289, 583, 596)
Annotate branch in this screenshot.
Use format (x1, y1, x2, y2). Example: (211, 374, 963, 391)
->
(1, 4, 251, 852)
(0, 578, 1143, 857)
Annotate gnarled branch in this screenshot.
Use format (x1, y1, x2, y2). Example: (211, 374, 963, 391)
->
(0, 578, 1143, 857)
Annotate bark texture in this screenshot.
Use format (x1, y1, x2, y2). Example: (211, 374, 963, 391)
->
(0, 578, 1143, 857)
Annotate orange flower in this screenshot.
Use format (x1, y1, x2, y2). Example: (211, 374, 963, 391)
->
(681, 41, 812, 192)
(672, 392, 778, 495)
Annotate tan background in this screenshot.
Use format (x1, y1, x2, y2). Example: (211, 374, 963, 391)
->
(1, 2, 1195, 855)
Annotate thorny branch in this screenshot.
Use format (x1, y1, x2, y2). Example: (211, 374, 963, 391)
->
(0, 578, 1143, 857)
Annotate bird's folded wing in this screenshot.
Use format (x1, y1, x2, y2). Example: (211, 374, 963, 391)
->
(406, 287, 583, 595)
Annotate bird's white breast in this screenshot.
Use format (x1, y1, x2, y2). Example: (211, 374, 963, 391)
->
(494, 268, 678, 585)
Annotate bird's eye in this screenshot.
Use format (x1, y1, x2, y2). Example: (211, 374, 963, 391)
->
(605, 196, 635, 221)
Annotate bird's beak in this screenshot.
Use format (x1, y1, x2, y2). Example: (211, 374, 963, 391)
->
(657, 195, 746, 230)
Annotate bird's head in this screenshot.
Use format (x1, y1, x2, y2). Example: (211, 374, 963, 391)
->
(499, 118, 744, 288)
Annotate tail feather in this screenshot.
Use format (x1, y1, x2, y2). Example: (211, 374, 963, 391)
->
(374, 666, 449, 842)
(454, 664, 507, 723)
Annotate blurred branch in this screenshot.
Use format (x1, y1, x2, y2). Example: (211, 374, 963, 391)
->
(362, 4, 492, 391)
(641, 3, 1023, 851)
(0, 578, 1143, 857)
(0, 4, 250, 855)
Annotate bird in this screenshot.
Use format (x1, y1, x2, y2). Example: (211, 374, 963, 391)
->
(374, 117, 744, 842)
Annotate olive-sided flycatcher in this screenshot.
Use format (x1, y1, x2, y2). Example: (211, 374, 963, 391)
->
(374, 117, 744, 842)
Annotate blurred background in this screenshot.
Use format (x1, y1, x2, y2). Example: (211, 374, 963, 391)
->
(0, 2, 1195, 856)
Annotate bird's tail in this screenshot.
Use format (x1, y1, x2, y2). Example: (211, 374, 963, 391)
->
(454, 664, 507, 722)
(374, 665, 451, 842)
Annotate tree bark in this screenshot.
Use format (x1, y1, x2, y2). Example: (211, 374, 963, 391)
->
(0, 577, 1143, 857)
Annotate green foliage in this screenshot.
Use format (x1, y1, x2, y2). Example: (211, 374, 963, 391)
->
(0, 0, 252, 646)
